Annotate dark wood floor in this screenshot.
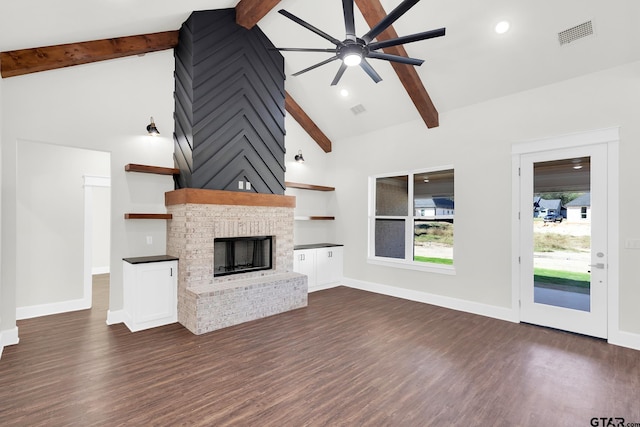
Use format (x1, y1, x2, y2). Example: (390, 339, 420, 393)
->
(1, 276, 639, 426)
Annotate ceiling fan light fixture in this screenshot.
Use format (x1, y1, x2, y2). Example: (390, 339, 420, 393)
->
(344, 53, 362, 67)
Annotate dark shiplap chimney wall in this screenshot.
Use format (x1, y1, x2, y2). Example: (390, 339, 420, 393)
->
(173, 9, 286, 194)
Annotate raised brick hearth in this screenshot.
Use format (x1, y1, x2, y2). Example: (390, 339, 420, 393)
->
(165, 189, 307, 335)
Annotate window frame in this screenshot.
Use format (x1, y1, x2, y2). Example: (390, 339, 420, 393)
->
(368, 166, 455, 275)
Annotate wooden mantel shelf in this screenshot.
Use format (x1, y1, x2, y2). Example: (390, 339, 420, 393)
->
(124, 213, 173, 220)
(285, 181, 335, 192)
(125, 164, 180, 175)
(165, 188, 295, 208)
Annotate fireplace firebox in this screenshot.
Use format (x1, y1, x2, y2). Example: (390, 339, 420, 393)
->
(214, 236, 273, 277)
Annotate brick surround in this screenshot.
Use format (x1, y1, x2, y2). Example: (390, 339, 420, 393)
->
(166, 189, 307, 334)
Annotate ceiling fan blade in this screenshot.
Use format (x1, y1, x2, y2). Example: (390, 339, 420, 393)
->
(275, 48, 338, 53)
(342, 0, 356, 41)
(292, 56, 340, 76)
(359, 59, 382, 84)
(330, 62, 348, 86)
(368, 28, 446, 51)
(278, 9, 343, 46)
(367, 51, 424, 66)
(361, 0, 420, 43)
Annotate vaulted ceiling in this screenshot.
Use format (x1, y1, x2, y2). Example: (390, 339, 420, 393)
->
(1, 0, 639, 145)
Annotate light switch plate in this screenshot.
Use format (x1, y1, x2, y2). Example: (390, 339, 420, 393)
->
(624, 239, 640, 249)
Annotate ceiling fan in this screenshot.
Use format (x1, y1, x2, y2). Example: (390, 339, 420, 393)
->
(274, 0, 446, 86)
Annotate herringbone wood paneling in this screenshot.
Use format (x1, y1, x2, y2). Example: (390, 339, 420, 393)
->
(174, 9, 285, 194)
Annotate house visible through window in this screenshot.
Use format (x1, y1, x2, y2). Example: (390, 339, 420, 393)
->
(370, 168, 454, 271)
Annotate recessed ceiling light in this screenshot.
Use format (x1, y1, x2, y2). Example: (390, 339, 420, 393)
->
(340, 89, 349, 97)
(573, 165, 583, 170)
(495, 21, 510, 34)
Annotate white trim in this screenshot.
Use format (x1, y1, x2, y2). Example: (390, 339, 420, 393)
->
(511, 154, 521, 321)
(17, 298, 90, 320)
(512, 127, 620, 154)
(605, 139, 621, 345)
(106, 309, 126, 325)
(342, 278, 517, 323)
(92, 266, 110, 275)
(83, 175, 111, 188)
(608, 330, 640, 352)
(0, 327, 20, 358)
(309, 282, 341, 293)
(0, 327, 20, 347)
(367, 257, 456, 275)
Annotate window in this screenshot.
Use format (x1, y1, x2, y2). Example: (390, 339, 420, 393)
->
(369, 168, 454, 273)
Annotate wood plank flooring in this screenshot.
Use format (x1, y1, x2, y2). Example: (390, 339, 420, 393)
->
(1, 277, 639, 426)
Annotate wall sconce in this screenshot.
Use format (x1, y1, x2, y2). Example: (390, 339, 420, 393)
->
(294, 149, 305, 163)
(146, 116, 160, 136)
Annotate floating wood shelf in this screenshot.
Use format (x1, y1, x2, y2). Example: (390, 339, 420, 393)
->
(124, 213, 173, 220)
(285, 181, 335, 192)
(125, 164, 180, 175)
(294, 216, 335, 221)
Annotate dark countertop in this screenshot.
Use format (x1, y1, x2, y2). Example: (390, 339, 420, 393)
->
(294, 243, 343, 250)
(123, 255, 179, 264)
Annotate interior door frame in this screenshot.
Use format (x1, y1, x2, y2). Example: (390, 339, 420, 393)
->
(511, 127, 619, 340)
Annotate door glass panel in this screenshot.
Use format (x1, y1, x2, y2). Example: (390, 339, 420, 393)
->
(533, 157, 591, 312)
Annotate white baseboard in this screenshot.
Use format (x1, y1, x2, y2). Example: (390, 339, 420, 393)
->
(106, 309, 125, 325)
(17, 298, 91, 320)
(608, 330, 640, 351)
(0, 327, 20, 359)
(0, 326, 20, 357)
(309, 282, 341, 293)
(342, 278, 518, 323)
(92, 266, 110, 275)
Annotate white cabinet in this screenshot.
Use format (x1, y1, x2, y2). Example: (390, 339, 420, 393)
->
(316, 247, 343, 286)
(123, 256, 178, 332)
(293, 249, 316, 285)
(293, 245, 343, 291)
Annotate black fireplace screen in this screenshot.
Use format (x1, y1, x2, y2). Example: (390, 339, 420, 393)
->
(214, 236, 273, 277)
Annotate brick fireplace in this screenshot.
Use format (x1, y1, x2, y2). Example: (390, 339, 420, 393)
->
(165, 189, 307, 335)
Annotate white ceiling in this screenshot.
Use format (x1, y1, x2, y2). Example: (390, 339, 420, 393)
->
(2, 0, 639, 141)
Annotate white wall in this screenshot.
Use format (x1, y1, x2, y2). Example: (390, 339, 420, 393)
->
(330, 60, 640, 337)
(16, 141, 109, 309)
(1, 51, 176, 333)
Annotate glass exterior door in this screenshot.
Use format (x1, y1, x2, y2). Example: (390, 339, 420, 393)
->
(519, 144, 607, 338)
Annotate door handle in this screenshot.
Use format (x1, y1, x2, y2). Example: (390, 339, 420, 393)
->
(589, 263, 605, 269)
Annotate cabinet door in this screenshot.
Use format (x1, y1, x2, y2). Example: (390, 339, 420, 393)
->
(134, 262, 177, 324)
(293, 249, 316, 287)
(316, 247, 343, 285)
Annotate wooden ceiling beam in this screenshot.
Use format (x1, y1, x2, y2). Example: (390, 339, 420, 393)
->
(355, 0, 439, 128)
(285, 91, 332, 153)
(236, 0, 282, 29)
(1, 31, 179, 78)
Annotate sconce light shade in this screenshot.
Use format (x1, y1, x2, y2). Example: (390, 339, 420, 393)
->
(146, 116, 160, 136)
(294, 149, 305, 163)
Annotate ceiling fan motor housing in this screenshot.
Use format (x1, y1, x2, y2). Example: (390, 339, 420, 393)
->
(338, 40, 368, 64)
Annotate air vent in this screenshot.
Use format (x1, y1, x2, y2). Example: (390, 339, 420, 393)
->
(350, 104, 366, 115)
(558, 21, 593, 46)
